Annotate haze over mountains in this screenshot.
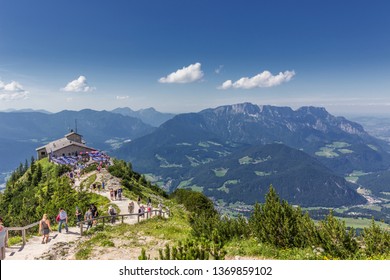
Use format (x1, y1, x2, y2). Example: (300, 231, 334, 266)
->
(2, 102, 390, 208)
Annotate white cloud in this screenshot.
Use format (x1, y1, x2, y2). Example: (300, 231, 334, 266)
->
(62, 76, 95, 92)
(116, 95, 129, 100)
(219, 70, 295, 90)
(0, 80, 29, 100)
(159, 62, 204, 84)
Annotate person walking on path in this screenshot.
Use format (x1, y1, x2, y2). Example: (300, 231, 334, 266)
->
(38, 214, 52, 244)
(75, 206, 83, 227)
(84, 207, 93, 231)
(57, 208, 69, 233)
(108, 205, 116, 224)
(117, 187, 122, 201)
(158, 202, 164, 216)
(128, 201, 134, 214)
(110, 188, 114, 200)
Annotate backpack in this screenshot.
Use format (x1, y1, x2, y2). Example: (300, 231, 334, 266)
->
(56, 214, 60, 222)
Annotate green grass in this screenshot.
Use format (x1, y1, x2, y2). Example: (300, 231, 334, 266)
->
(144, 173, 160, 182)
(160, 164, 183, 168)
(360, 204, 382, 212)
(185, 156, 200, 167)
(178, 183, 204, 193)
(176, 143, 192, 146)
(338, 149, 354, 154)
(187, 185, 204, 192)
(326, 141, 350, 148)
(337, 217, 390, 230)
(345, 176, 359, 183)
(315, 147, 339, 158)
(239, 156, 253, 164)
(213, 168, 229, 177)
(7, 236, 23, 246)
(254, 171, 272, 176)
(367, 144, 378, 151)
(155, 155, 182, 168)
(350, 170, 370, 177)
(178, 178, 194, 188)
(215, 150, 231, 156)
(239, 155, 271, 165)
(345, 171, 370, 183)
(217, 185, 229, 193)
(75, 204, 191, 260)
(207, 141, 222, 146)
(225, 238, 319, 260)
(198, 142, 210, 148)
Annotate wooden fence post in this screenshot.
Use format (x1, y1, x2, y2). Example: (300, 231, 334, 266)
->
(22, 229, 26, 245)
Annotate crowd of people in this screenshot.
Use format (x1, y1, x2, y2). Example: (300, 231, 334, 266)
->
(1, 194, 167, 250)
(50, 151, 111, 169)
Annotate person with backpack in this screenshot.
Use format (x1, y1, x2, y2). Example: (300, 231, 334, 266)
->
(39, 214, 52, 243)
(57, 208, 69, 233)
(108, 205, 116, 224)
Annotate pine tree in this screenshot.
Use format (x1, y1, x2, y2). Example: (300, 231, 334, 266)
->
(362, 218, 390, 257)
(317, 211, 358, 259)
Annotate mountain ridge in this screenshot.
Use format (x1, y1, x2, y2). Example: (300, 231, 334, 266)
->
(116, 102, 389, 207)
(111, 107, 175, 127)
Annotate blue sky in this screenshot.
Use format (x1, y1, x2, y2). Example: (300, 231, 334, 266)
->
(0, 0, 389, 115)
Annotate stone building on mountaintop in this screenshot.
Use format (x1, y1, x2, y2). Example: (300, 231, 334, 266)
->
(36, 131, 96, 160)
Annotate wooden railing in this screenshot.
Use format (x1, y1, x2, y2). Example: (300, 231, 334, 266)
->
(0, 221, 40, 260)
(0, 209, 170, 260)
(6, 221, 40, 246)
(77, 209, 170, 235)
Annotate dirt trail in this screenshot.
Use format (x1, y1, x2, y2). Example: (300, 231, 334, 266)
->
(4, 168, 144, 260)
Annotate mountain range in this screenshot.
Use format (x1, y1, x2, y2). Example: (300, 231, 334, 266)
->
(116, 103, 390, 207)
(2, 102, 389, 207)
(111, 107, 175, 127)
